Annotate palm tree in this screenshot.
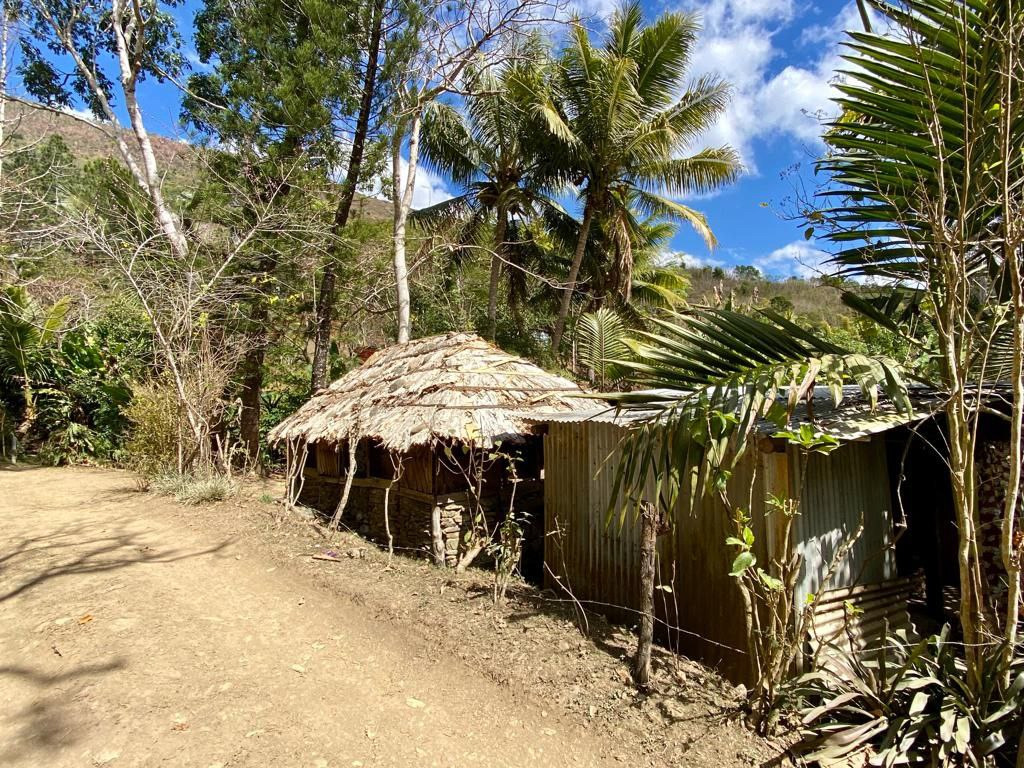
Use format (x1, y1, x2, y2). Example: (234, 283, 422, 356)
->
(534, 1, 741, 355)
(416, 56, 569, 341)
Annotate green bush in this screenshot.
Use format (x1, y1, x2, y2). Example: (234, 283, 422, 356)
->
(124, 380, 181, 482)
(793, 626, 1024, 767)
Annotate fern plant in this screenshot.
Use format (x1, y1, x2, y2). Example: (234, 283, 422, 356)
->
(575, 308, 631, 390)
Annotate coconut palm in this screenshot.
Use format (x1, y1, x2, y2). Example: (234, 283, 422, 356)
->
(415, 56, 570, 341)
(534, 1, 741, 355)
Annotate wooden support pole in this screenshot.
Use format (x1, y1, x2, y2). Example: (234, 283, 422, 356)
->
(634, 500, 658, 690)
(431, 504, 445, 566)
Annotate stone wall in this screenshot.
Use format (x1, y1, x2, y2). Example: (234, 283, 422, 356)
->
(298, 469, 545, 572)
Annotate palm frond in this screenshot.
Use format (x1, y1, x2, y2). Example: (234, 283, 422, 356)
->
(603, 308, 911, 517)
(576, 307, 631, 390)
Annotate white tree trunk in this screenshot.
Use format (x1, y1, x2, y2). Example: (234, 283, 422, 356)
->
(109, 0, 188, 260)
(391, 108, 422, 344)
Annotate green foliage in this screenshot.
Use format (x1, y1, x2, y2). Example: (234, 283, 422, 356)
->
(576, 308, 630, 390)
(523, 0, 741, 350)
(185, 0, 363, 168)
(794, 627, 1024, 767)
(0, 285, 69, 390)
(124, 380, 181, 481)
(606, 308, 910, 517)
(18, 0, 185, 118)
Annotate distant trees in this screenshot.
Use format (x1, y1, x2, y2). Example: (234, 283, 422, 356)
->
(2, 0, 742, 474)
(184, 0, 368, 461)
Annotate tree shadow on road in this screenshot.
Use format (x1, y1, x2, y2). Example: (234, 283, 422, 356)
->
(0, 658, 126, 764)
(0, 522, 231, 604)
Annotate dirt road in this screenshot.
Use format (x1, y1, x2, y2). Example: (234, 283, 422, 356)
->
(0, 466, 619, 767)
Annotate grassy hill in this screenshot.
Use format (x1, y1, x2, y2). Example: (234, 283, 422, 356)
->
(682, 266, 854, 326)
(7, 102, 393, 221)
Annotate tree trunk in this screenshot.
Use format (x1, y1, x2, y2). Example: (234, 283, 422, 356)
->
(551, 200, 594, 356)
(238, 339, 265, 470)
(110, 0, 189, 260)
(310, 0, 385, 391)
(310, 265, 336, 393)
(634, 501, 658, 689)
(486, 208, 508, 340)
(391, 107, 422, 344)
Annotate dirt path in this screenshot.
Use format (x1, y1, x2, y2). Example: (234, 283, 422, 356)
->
(0, 466, 619, 767)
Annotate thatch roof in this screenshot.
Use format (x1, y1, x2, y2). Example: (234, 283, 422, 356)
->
(269, 332, 598, 451)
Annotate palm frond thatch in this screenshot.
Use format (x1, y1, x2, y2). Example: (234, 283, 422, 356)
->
(269, 332, 599, 451)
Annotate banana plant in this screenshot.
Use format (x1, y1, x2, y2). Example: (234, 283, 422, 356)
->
(0, 286, 70, 436)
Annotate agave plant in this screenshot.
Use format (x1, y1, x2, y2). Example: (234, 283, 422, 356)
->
(793, 626, 1024, 767)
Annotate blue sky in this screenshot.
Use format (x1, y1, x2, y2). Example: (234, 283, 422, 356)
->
(17, 0, 866, 281)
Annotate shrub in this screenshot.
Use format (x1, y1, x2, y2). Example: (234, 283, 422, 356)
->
(150, 472, 236, 505)
(793, 626, 1024, 767)
(124, 380, 181, 480)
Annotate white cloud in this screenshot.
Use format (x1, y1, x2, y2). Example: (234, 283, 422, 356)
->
(370, 155, 455, 211)
(671, 250, 727, 270)
(752, 239, 831, 279)
(678, 0, 866, 171)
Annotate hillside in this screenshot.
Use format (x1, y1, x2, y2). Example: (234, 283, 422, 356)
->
(7, 101, 393, 221)
(682, 266, 854, 326)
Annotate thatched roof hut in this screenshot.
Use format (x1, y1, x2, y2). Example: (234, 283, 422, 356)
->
(269, 332, 597, 450)
(271, 332, 596, 571)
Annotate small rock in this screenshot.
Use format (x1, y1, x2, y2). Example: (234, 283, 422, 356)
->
(291, 664, 306, 674)
(406, 697, 426, 708)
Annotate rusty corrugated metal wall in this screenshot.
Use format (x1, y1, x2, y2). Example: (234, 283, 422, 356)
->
(544, 421, 764, 681)
(543, 422, 898, 684)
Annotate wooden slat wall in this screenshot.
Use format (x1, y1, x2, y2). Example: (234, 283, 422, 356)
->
(316, 443, 340, 477)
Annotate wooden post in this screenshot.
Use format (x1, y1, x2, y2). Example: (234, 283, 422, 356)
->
(329, 436, 358, 532)
(431, 504, 445, 566)
(634, 500, 658, 689)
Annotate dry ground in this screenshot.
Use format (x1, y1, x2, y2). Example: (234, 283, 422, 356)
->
(0, 466, 787, 767)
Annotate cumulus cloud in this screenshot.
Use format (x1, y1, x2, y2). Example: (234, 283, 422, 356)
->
(752, 239, 832, 279)
(369, 155, 455, 211)
(677, 0, 868, 171)
(666, 250, 727, 270)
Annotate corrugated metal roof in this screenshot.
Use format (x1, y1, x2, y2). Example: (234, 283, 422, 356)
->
(531, 385, 945, 442)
